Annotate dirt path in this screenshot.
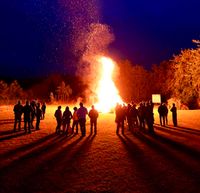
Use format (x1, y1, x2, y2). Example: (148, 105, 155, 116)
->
(0, 110, 200, 193)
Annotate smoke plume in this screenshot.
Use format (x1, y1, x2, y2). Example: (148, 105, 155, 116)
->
(60, 0, 115, 103)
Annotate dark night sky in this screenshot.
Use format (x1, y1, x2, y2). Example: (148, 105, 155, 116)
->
(1, 0, 200, 78)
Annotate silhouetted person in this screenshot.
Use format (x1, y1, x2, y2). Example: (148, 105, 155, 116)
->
(170, 103, 177, 127)
(145, 102, 154, 133)
(149, 100, 154, 113)
(72, 107, 79, 134)
(62, 106, 72, 134)
(30, 100, 36, 129)
(163, 103, 168, 125)
(35, 103, 42, 130)
(122, 104, 127, 125)
(158, 103, 165, 126)
(77, 102, 88, 136)
(138, 102, 145, 130)
(13, 100, 23, 132)
(41, 102, 46, 119)
(126, 104, 133, 130)
(54, 106, 62, 134)
(23, 101, 32, 133)
(89, 105, 99, 134)
(131, 104, 139, 129)
(115, 104, 126, 135)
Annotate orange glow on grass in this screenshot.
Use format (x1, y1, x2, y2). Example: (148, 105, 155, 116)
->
(95, 56, 123, 113)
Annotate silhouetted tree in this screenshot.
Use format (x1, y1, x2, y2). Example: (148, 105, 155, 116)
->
(116, 60, 153, 102)
(0, 80, 9, 100)
(9, 80, 25, 100)
(151, 60, 172, 101)
(56, 81, 72, 101)
(167, 41, 200, 108)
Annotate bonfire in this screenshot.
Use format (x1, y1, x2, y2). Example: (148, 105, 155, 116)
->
(95, 56, 123, 113)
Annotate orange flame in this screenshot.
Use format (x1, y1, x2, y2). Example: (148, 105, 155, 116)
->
(95, 56, 123, 112)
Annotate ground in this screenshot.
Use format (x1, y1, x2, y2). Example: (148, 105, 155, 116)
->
(0, 105, 200, 193)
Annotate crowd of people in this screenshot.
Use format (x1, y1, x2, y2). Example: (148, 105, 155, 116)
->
(54, 100, 158, 137)
(13, 100, 46, 133)
(114, 101, 178, 136)
(13, 100, 177, 136)
(115, 101, 155, 135)
(54, 103, 99, 136)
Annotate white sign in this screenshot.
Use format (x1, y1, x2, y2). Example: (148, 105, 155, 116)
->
(152, 94, 161, 103)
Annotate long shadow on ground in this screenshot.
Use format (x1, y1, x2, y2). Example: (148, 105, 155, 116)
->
(119, 131, 200, 193)
(0, 131, 30, 141)
(0, 133, 57, 158)
(0, 128, 48, 141)
(0, 134, 96, 193)
(129, 131, 200, 190)
(19, 134, 97, 193)
(0, 129, 15, 136)
(0, 133, 77, 170)
(154, 124, 200, 136)
(152, 126, 200, 158)
(118, 133, 174, 193)
(0, 119, 14, 125)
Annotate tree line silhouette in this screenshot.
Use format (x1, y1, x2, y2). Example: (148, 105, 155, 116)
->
(0, 40, 200, 108)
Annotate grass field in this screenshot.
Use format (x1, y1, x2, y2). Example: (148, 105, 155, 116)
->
(1, 104, 199, 131)
(1, 105, 200, 192)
